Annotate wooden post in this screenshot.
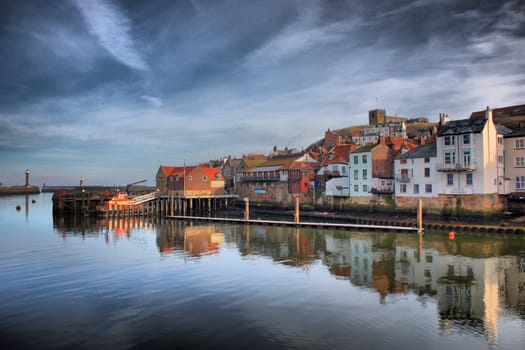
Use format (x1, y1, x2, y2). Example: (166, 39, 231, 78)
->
(170, 193, 174, 216)
(295, 196, 300, 224)
(244, 197, 249, 221)
(417, 198, 424, 234)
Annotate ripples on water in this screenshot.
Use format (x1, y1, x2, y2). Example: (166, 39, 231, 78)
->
(0, 194, 524, 349)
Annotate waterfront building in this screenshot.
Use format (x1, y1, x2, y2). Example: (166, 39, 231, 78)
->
(349, 137, 418, 201)
(318, 144, 355, 197)
(435, 108, 506, 213)
(156, 164, 224, 196)
(237, 154, 319, 204)
(504, 128, 525, 194)
(394, 141, 438, 207)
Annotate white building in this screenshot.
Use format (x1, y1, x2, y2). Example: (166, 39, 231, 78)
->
(318, 145, 354, 197)
(436, 109, 499, 195)
(353, 122, 407, 145)
(394, 142, 438, 198)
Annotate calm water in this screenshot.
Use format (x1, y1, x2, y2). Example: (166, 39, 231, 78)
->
(1, 194, 524, 350)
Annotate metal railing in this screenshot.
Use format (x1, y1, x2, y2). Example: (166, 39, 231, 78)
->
(437, 162, 477, 172)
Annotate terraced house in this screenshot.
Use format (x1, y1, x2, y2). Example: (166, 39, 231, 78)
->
(504, 128, 525, 195)
(394, 107, 511, 214)
(237, 154, 319, 205)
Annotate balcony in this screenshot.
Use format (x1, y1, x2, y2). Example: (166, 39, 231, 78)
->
(323, 170, 341, 177)
(437, 162, 477, 172)
(395, 175, 410, 183)
(239, 174, 280, 182)
(370, 187, 393, 194)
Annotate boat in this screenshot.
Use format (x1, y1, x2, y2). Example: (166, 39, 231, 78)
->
(96, 192, 144, 214)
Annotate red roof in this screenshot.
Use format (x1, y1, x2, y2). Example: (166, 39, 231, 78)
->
(470, 104, 525, 119)
(160, 165, 196, 177)
(198, 166, 222, 179)
(321, 144, 356, 166)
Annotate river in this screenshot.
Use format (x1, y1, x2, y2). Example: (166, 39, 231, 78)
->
(1, 193, 524, 349)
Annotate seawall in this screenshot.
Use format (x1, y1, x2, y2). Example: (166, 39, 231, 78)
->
(0, 186, 40, 196)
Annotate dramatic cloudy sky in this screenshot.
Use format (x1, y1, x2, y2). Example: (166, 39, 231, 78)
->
(1, 0, 524, 186)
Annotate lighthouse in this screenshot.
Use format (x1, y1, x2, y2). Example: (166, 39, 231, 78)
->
(25, 169, 30, 188)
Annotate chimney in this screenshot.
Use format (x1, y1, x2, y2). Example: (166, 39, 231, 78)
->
(378, 133, 386, 145)
(485, 106, 493, 123)
(439, 113, 449, 126)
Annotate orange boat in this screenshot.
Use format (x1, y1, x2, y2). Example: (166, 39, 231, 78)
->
(96, 192, 144, 213)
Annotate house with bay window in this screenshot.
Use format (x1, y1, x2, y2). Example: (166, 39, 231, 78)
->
(435, 108, 506, 213)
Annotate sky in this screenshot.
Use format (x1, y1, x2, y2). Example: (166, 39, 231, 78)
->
(1, 0, 524, 186)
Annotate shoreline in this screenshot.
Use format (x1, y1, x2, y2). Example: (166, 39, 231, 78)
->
(219, 205, 525, 234)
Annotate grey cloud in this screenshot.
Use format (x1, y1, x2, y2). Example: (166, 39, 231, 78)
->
(71, 0, 149, 71)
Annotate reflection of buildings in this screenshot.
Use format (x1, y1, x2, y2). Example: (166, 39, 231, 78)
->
(323, 233, 525, 345)
(394, 244, 525, 345)
(235, 225, 319, 268)
(184, 225, 224, 257)
(156, 222, 225, 258)
(324, 235, 400, 301)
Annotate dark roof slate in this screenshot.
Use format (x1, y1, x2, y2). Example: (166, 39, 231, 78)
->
(496, 124, 513, 135)
(437, 117, 487, 136)
(504, 128, 525, 138)
(395, 143, 436, 160)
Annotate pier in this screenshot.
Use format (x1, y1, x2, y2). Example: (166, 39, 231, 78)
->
(166, 215, 420, 232)
(51, 188, 238, 218)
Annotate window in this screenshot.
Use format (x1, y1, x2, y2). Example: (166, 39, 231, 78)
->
(463, 134, 471, 144)
(424, 168, 430, 177)
(516, 139, 525, 149)
(413, 184, 419, 194)
(341, 166, 346, 174)
(498, 155, 504, 164)
(354, 184, 359, 192)
(517, 176, 525, 190)
(362, 155, 367, 164)
(188, 176, 192, 181)
(447, 173, 454, 185)
(516, 157, 525, 168)
(353, 155, 358, 164)
(203, 175, 208, 181)
(498, 137, 503, 144)
(425, 184, 432, 193)
(354, 170, 359, 180)
(444, 151, 456, 165)
(400, 184, 407, 193)
(363, 184, 368, 192)
(424, 158, 430, 163)
(463, 150, 471, 166)
(362, 169, 367, 180)
(400, 159, 407, 164)
(444, 135, 455, 146)
(216, 174, 222, 180)
(466, 173, 473, 185)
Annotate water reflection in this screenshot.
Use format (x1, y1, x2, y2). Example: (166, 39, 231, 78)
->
(54, 215, 525, 347)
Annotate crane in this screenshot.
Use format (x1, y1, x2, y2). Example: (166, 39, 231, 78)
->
(126, 180, 147, 195)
